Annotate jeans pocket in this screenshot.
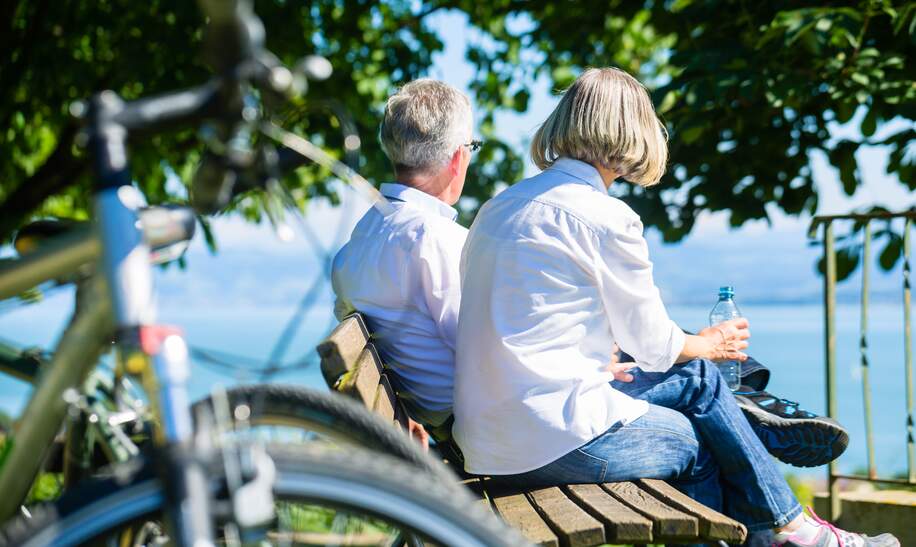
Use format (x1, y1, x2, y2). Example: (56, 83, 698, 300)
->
(571, 448, 609, 483)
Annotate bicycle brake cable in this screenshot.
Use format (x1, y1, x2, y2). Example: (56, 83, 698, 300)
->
(259, 122, 395, 216)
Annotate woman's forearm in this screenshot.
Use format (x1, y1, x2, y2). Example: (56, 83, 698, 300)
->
(676, 334, 714, 363)
(676, 318, 751, 364)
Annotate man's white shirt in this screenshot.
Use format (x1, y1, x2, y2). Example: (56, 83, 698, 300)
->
(453, 158, 685, 475)
(332, 183, 467, 421)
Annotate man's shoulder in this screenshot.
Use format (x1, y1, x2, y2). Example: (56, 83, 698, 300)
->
(347, 204, 467, 251)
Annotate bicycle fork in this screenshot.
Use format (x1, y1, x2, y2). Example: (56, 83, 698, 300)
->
(89, 91, 214, 546)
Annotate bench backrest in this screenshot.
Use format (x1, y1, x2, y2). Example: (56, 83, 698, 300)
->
(317, 313, 409, 429)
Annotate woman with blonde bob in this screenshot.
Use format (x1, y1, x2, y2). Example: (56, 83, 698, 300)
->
(452, 68, 898, 547)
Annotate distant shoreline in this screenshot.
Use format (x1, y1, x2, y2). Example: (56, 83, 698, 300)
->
(667, 292, 908, 307)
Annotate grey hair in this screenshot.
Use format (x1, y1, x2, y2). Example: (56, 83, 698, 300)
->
(379, 79, 473, 177)
(531, 67, 668, 187)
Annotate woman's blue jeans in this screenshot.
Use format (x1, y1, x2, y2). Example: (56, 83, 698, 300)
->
(493, 359, 802, 532)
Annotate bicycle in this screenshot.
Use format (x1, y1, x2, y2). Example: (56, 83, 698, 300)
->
(0, 1, 528, 544)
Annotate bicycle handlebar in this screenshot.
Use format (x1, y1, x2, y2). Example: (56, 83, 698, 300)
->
(97, 81, 222, 134)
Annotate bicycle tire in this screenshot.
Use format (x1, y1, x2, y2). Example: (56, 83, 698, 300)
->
(0, 444, 530, 547)
(192, 384, 452, 479)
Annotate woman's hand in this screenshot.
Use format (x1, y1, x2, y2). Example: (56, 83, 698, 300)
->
(605, 343, 635, 382)
(697, 318, 750, 362)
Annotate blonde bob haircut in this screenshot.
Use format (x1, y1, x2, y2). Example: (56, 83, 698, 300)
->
(530, 67, 668, 187)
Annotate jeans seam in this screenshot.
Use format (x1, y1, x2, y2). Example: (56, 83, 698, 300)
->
(619, 426, 701, 448)
(745, 502, 803, 533)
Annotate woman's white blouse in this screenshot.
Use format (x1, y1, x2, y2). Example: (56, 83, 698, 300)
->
(453, 158, 685, 475)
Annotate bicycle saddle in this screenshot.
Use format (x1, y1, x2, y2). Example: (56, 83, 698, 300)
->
(13, 218, 84, 256)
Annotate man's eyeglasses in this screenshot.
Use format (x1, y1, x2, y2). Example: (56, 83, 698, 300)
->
(463, 140, 483, 153)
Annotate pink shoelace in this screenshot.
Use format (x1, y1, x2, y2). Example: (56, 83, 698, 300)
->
(772, 506, 848, 547)
(806, 506, 847, 546)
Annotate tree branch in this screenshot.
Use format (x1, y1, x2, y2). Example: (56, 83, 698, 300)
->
(0, 124, 85, 242)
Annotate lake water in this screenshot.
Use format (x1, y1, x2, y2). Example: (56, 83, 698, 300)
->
(1, 289, 910, 481)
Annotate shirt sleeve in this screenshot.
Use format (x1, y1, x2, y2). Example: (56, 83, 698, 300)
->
(593, 217, 685, 372)
(416, 224, 464, 352)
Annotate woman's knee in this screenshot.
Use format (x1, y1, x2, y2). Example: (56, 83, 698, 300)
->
(677, 358, 724, 399)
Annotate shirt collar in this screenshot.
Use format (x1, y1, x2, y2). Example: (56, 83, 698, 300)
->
(379, 183, 459, 221)
(547, 158, 608, 193)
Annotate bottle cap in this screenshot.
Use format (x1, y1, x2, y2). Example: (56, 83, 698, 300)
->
(718, 286, 735, 297)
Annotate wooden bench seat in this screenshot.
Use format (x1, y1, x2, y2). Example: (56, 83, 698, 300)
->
(318, 313, 747, 546)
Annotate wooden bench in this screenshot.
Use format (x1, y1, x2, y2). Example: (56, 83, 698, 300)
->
(318, 314, 747, 546)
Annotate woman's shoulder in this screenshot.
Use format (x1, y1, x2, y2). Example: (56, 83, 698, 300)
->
(507, 173, 641, 233)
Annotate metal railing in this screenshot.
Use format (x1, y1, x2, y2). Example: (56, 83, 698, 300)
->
(808, 210, 916, 520)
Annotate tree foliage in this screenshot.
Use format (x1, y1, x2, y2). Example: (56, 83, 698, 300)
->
(1, 0, 914, 272)
(0, 0, 449, 242)
(446, 1, 914, 244)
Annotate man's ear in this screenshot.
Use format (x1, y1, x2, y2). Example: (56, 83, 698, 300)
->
(448, 147, 463, 177)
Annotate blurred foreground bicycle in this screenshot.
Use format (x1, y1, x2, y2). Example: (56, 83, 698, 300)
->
(0, 1, 527, 545)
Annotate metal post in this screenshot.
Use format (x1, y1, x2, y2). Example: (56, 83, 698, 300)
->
(861, 222, 876, 479)
(824, 221, 840, 519)
(904, 218, 914, 483)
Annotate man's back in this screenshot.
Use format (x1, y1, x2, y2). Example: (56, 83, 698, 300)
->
(332, 183, 467, 423)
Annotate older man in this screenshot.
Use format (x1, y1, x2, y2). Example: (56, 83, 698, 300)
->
(332, 79, 478, 432)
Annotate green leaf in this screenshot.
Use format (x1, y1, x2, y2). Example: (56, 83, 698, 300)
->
(197, 215, 217, 253)
(879, 235, 903, 270)
(828, 140, 861, 195)
(512, 89, 530, 112)
(860, 108, 877, 137)
(850, 72, 870, 86)
(816, 245, 860, 282)
(680, 125, 704, 144)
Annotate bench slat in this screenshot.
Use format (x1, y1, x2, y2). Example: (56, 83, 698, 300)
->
(563, 484, 653, 543)
(392, 397, 410, 430)
(526, 487, 604, 547)
(487, 484, 558, 547)
(372, 374, 397, 422)
(317, 314, 369, 388)
(602, 482, 698, 541)
(337, 344, 382, 408)
(637, 479, 746, 543)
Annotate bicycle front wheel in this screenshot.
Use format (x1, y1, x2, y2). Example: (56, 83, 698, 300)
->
(192, 384, 451, 478)
(1, 444, 529, 547)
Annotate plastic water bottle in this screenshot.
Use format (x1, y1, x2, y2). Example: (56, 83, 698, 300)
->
(709, 286, 742, 391)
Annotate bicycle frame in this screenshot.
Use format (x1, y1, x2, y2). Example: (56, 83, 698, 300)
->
(0, 231, 112, 520)
(0, 109, 211, 543)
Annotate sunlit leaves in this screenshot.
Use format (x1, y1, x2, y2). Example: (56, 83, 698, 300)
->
(445, 0, 913, 256)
